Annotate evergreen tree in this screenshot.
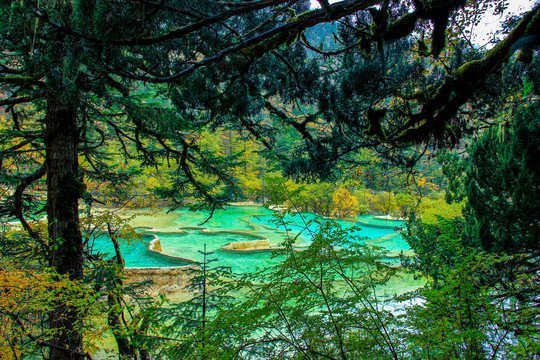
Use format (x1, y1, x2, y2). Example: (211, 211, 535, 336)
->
(464, 103, 540, 254)
(402, 104, 540, 359)
(149, 245, 236, 358)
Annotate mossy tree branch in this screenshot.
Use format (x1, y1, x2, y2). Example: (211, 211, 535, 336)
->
(394, 4, 540, 144)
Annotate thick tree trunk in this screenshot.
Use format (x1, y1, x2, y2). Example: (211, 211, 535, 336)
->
(45, 95, 85, 360)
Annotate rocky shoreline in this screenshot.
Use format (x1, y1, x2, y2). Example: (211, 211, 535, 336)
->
(124, 266, 197, 294)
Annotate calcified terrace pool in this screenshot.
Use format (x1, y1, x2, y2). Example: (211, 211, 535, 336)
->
(89, 206, 410, 273)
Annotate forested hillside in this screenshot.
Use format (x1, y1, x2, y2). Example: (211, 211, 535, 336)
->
(0, 0, 538, 359)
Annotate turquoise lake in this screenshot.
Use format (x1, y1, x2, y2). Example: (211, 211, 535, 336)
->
(88, 206, 410, 273)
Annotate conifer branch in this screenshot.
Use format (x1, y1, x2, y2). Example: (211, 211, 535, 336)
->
(0, 92, 46, 107)
(125, 0, 381, 83)
(11, 164, 47, 253)
(394, 4, 540, 144)
(31, 0, 292, 46)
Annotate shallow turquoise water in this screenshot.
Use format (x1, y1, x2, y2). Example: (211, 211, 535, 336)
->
(89, 206, 409, 272)
(357, 214, 406, 227)
(87, 234, 193, 267)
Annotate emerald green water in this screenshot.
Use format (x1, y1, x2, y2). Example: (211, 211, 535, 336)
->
(89, 206, 410, 272)
(89, 207, 419, 360)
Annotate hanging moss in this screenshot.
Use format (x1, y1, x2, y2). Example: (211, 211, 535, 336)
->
(364, 107, 387, 141)
(369, 7, 388, 37)
(430, 13, 449, 57)
(359, 36, 372, 55)
(384, 12, 418, 41)
(451, 59, 487, 88)
(241, 30, 303, 58)
(417, 39, 430, 57)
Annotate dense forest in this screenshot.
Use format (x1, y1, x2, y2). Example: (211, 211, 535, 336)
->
(0, 0, 539, 359)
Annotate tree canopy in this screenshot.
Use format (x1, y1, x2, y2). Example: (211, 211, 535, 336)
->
(1, 0, 539, 358)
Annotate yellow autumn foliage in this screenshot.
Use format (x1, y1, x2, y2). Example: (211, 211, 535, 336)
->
(331, 187, 359, 219)
(0, 262, 100, 359)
